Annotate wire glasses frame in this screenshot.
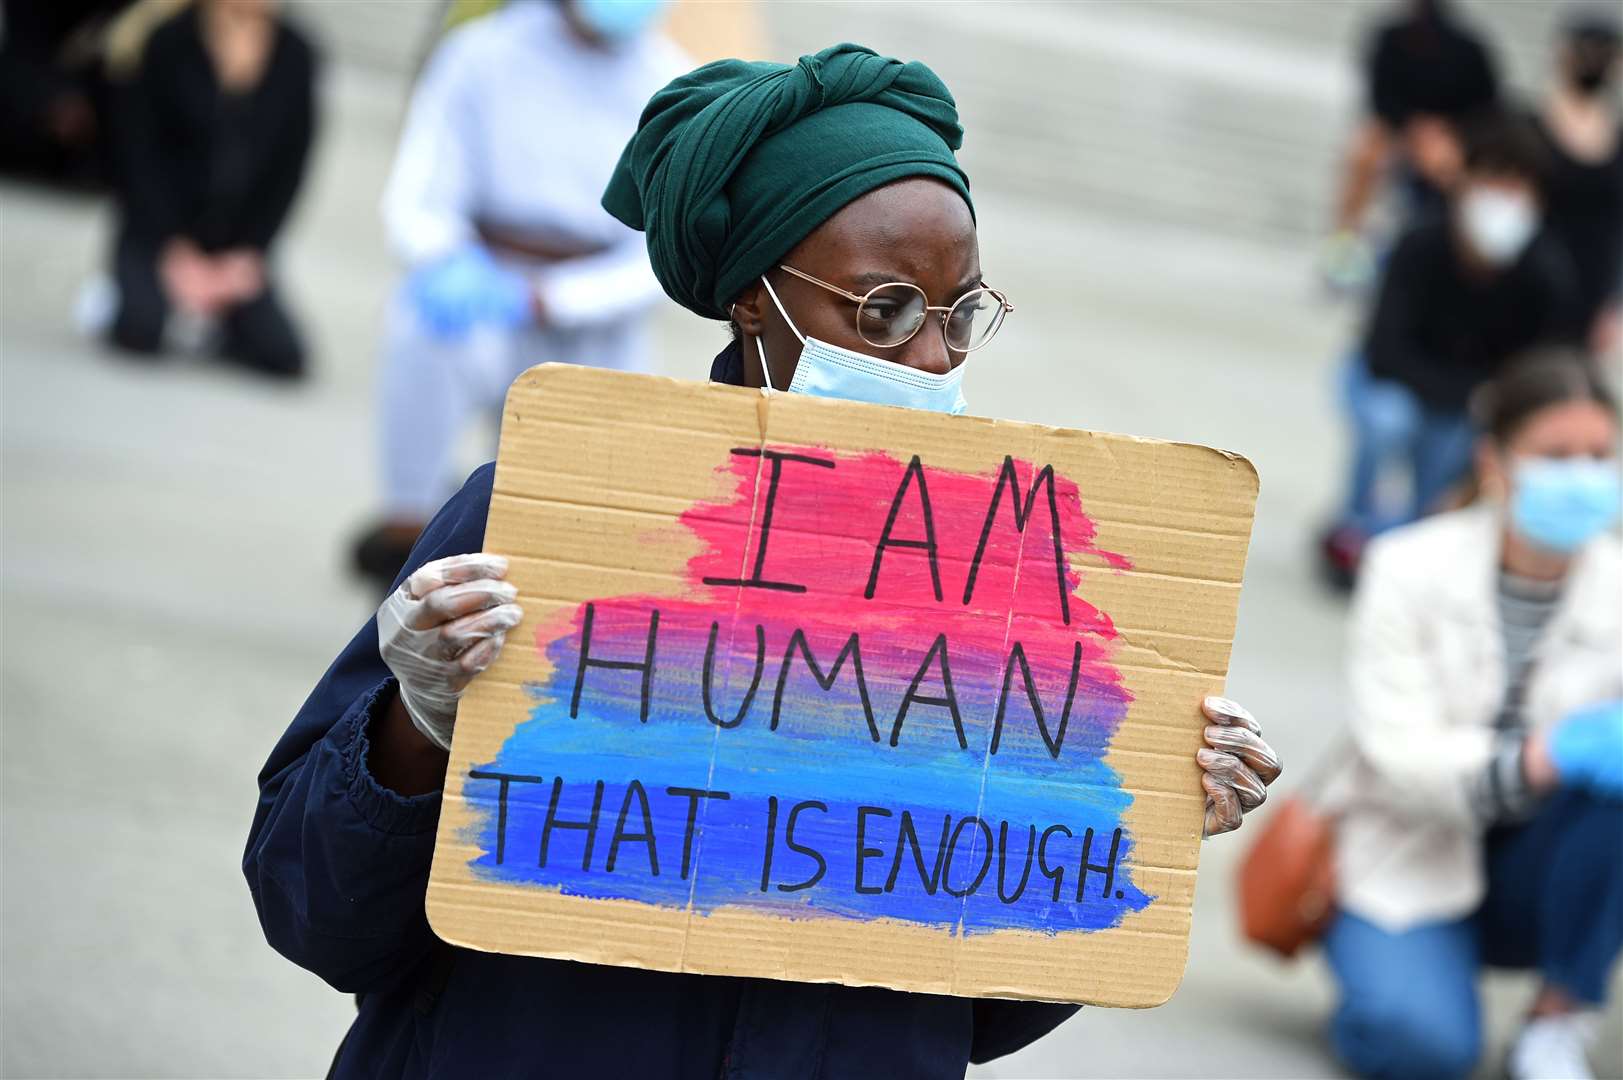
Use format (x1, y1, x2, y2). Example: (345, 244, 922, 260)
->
(777, 264, 1014, 354)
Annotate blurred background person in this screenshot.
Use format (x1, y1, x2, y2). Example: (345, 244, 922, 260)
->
(1319, 113, 1577, 586)
(1323, 0, 1499, 292)
(0, 0, 128, 187)
(1531, 9, 1622, 360)
(1324, 352, 1621, 1080)
(103, 0, 317, 378)
(349, 0, 685, 591)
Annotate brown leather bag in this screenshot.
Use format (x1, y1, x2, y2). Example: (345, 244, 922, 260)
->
(1237, 793, 1336, 959)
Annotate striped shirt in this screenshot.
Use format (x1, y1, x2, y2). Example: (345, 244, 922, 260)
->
(1473, 572, 1561, 822)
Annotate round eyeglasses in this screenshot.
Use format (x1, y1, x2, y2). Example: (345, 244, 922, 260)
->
(777, 264, 1013, 354)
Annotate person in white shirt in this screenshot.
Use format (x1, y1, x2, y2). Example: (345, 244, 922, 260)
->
(353, 0, 686, 587)
(1327, 351, 1622, 1080)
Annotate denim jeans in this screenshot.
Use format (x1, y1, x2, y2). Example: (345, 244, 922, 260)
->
(1324, 790, 1623, 1080)
(1339, 356, 1476, 536)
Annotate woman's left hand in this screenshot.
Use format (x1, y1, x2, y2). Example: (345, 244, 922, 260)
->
(1197, 695, 1282, 837)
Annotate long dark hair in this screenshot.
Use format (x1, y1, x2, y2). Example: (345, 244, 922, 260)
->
(1471, 349, 1617, 446)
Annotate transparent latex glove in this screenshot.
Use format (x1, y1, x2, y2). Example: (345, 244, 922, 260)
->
(1198, 696, 1283, 837)
(377, 553, 524, 750)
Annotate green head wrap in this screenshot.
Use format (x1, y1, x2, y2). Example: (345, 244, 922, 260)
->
(602, 42, 973, 321)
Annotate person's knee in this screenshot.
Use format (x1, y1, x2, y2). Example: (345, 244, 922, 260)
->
(1559, 791, 1623, 862)
(226, 297, 306, 378)
(110, 321, 162, 355)
(1396, 1019, 1478, 1080)
(1334, 1001, 1478, 1080)
(378, 301, 497, 401)
(245, 334, 306, 378)
(109, 302, 164, 355)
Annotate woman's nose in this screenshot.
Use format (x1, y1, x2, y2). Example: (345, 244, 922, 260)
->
(893, 316, 952, 375)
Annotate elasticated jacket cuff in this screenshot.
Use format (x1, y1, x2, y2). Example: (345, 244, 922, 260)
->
(338, 679, 444, 836)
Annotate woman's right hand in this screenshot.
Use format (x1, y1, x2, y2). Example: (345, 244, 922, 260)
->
(1536, 699, 1623, 799)
(377, 553, 524, 751)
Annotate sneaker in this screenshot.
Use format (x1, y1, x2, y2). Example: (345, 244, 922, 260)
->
(1316, 524, 1366, 594)
(351, 520, 426, 595)
(1507, 1012, 1598, 1080)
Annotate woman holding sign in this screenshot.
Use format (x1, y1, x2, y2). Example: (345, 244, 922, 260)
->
(246, 44, 1281, 1078)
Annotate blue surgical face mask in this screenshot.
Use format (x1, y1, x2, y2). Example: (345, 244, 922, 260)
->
(751, 276, 968, 415)
(1510, 456, 1622, 554)
(571, 0, 666, 41)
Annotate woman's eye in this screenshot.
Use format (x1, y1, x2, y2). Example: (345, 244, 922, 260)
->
(861, 302, 899, 322)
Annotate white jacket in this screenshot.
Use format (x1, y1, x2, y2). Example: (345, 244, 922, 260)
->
(1332, 503, 1621, 932)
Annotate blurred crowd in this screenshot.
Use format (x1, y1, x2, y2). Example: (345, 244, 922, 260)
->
(2, 0, 316, 373)
(1316, 0, 1621, 587)
(1292, 6, 1623, 1080)
(2, 1, 1619, 1078)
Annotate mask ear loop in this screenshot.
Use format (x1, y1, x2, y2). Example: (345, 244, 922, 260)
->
(758, 275, 806, 344)
(734, 277, 807, 393)
(731, 301, 775, 392)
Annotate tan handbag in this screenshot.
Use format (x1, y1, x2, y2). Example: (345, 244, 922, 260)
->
(1237, 793, 1337, 959)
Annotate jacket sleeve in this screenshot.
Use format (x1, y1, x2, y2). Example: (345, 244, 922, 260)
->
(241, 28, 318, 251)
(243, 464, 495, 993)
(969, 1001, 1081, 1064)
(378, 32, 480, 267)
(1346, 530, 1495, 826)
(536, 229, 664, 331)
(1361, 230, 1440, 396)
(1532, 239, 1584, 347)
(111, 18, 187, 246)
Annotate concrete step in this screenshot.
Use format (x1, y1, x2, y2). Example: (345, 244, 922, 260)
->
(285, 0, 1579, 243)
(767, 0, 1575, 241)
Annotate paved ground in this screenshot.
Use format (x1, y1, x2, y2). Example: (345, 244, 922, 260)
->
(2, 8, 1619, 1080)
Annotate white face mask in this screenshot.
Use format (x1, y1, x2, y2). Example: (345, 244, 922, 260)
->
(1459, 188, 1539, 266)
(748, 276, 968, 415)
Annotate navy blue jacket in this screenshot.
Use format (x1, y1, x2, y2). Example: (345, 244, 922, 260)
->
(244, 348, 1080, 1078)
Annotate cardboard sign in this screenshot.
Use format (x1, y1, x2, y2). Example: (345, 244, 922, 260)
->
(427, 363, 1258, 1007)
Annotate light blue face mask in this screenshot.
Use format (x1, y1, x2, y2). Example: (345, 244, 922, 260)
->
(752, 276, 968, 415)
(572, 0, 667, 41)
(1510, 456, 1622, 554)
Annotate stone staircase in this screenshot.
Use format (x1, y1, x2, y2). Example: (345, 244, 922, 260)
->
(288, 0, 1575, 242)
(767, 0, 1564, 240)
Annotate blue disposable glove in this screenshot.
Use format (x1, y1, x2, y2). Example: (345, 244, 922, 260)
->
(1549, 699, 1623, 798)
(406, 245, 531, 340)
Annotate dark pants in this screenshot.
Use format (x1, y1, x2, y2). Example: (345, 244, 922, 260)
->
(1325, 789, 1623, 1080)
(109, 234, 305, 377)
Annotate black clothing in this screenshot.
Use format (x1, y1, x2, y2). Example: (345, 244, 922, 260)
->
(710, 336, 748, 384)
(1533, 114, 1623, 331)
(110, 232, 304, 376)
(1366, 12, 1497, 129)
(0, 0, 125, 184)
(1363, 221, 1577, 410)
(246, 342, 1081, 1077)
(112, 6, 316, 252)
(107, 7, 316, 374)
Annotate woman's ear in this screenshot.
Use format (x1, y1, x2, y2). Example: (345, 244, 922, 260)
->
(730, 284, 767, 339)
(1475, 436, 1508, 500)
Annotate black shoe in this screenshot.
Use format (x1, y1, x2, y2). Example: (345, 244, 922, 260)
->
(351, 521, 424, 594)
